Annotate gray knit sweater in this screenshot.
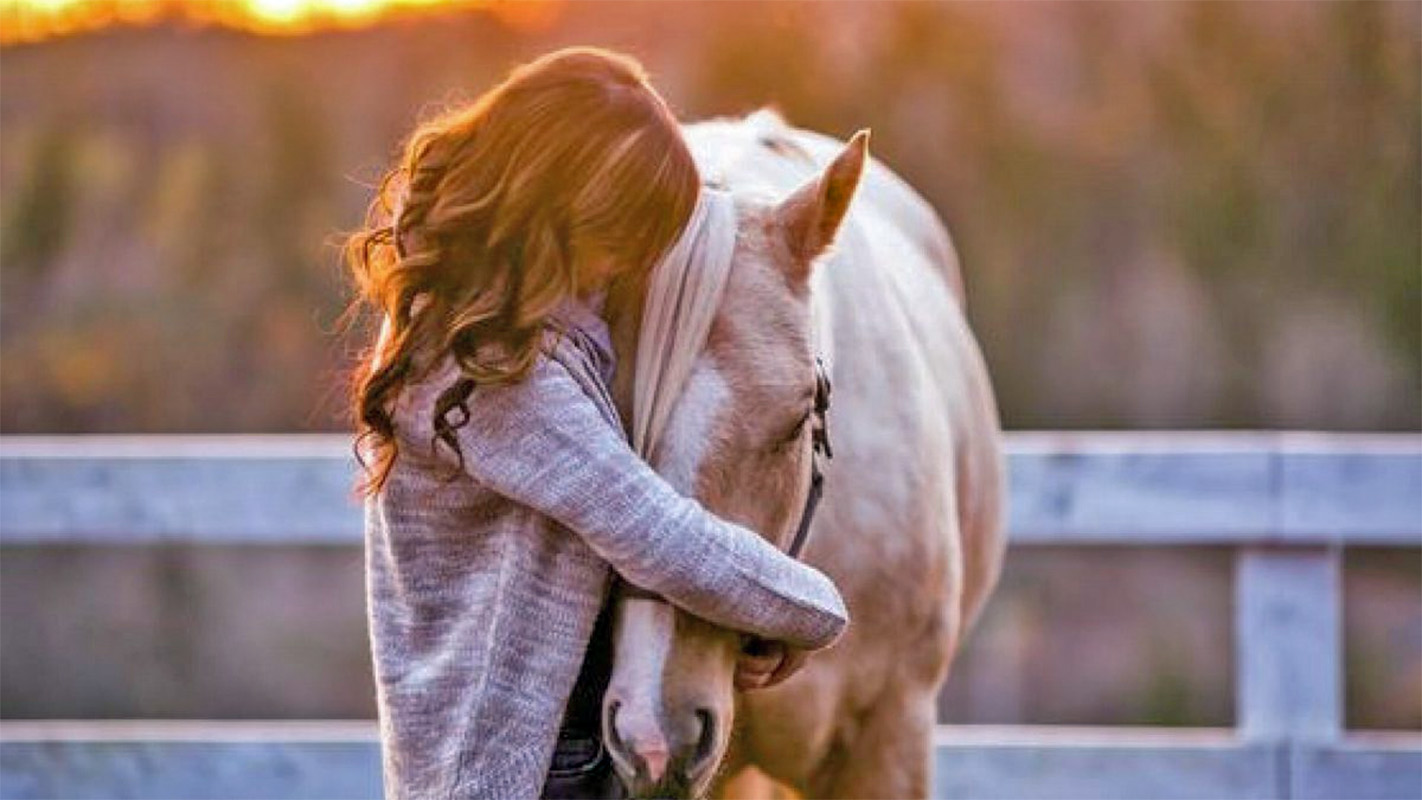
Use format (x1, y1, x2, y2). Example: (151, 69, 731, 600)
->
(363, 296, 849, 799)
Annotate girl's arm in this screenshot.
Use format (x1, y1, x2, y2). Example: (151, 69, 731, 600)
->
(447, 353, 848, 651)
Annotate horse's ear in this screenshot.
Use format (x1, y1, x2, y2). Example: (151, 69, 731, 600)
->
(775, 128, 869, 276)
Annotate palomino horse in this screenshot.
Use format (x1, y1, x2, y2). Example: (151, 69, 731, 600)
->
(600, 110, 1006, 799)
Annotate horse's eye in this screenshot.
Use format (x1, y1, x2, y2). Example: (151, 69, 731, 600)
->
(771, 408, 813, 451)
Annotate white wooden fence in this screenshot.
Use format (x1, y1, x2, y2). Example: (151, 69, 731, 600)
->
(1, 432, 1419, 799)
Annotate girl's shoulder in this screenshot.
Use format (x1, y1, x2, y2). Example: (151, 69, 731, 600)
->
(546, 293, 616, 383)
(392, 318, 620, 445)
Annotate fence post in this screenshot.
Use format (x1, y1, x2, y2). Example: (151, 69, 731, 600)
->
(1235, 545, 1343, 742)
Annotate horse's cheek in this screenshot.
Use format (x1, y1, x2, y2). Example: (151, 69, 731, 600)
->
(711, 447, 804, 545)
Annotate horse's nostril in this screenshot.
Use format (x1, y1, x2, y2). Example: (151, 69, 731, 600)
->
(605, 698, 674, 783)
(691, 707, 717, 769)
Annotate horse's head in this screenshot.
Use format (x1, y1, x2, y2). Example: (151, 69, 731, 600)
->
(601, 128, 869, 798)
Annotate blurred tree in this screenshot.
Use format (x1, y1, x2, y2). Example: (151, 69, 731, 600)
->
(1, 127, 74, 286)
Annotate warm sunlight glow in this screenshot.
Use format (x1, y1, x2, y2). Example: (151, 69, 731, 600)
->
(0, 0, 561, 45)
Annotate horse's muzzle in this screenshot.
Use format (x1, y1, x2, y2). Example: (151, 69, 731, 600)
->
(604, 698, 719, 798)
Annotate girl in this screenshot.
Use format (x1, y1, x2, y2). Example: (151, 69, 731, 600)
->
(345, 48, 848, 799)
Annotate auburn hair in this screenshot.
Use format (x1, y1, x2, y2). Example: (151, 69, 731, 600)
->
(345, 47, 700, 495)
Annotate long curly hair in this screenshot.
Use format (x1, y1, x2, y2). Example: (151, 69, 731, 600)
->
(345, 47, 700, 495)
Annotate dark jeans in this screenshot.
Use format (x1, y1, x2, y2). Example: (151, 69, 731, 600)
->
(541, 729, 624, 799)
(541, 599, 624, 799)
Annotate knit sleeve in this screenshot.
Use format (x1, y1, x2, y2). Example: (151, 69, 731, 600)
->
(451, 354, 848, 651)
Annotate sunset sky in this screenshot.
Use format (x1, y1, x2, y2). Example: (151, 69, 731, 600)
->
(0, 0, 557, 43)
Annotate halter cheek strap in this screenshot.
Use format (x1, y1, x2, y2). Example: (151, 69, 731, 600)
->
(785, 356, 833, 559)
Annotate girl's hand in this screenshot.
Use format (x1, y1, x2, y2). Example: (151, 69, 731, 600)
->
(735, 636, 810, 691)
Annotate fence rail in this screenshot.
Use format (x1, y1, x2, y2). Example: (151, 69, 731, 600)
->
(2, 432, 1417, 546)
(1, 432, 1419, 799)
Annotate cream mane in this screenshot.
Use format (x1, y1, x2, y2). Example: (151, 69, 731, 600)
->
(632, 188, 738, 458)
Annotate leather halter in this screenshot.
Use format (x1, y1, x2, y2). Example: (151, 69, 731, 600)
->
(786, 356, 833, 559)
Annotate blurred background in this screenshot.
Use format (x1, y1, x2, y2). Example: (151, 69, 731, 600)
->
(1, 0, 1418, 733)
